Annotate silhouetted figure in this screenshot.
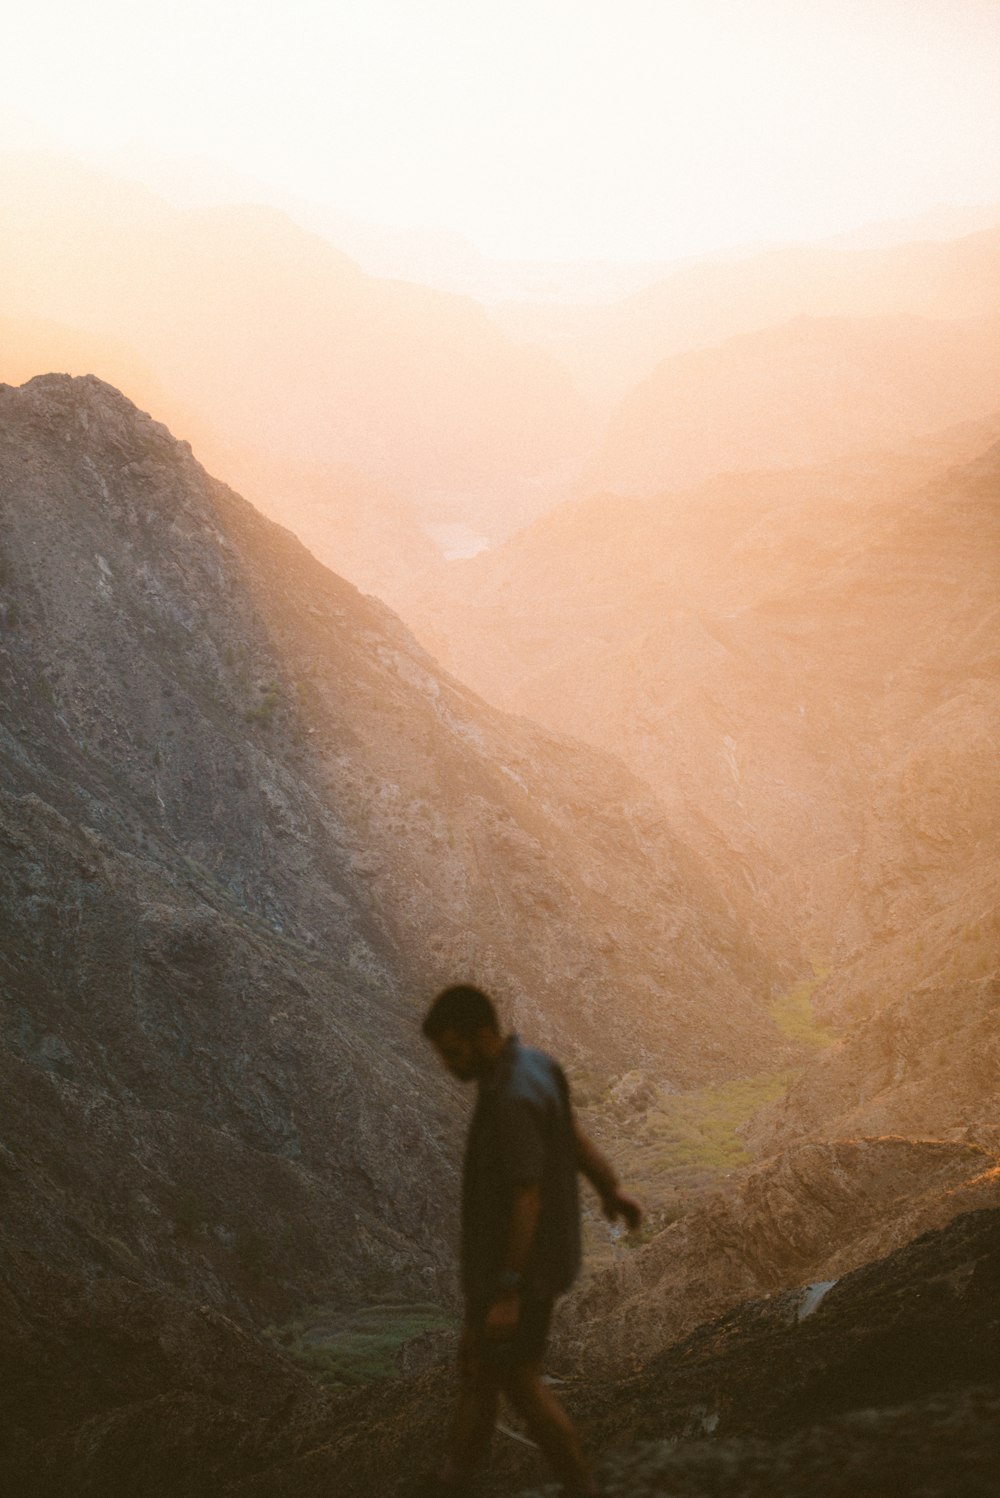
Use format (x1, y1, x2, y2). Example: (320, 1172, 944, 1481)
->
(421, 985, 642, 1498)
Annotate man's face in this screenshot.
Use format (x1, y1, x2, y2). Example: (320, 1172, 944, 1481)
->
(433, 1027, 487, 1082)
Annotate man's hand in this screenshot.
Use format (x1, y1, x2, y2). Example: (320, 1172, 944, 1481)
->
(484, 1290, 521, 1340)
(601, 1185, 643, 1231)
(575, 1119, 644, 1232)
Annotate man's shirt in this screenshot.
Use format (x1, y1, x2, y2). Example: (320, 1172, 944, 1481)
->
(461, 1035, 581, 1303)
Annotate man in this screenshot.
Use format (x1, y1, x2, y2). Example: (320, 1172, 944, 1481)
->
(421, 984, 642, 1498)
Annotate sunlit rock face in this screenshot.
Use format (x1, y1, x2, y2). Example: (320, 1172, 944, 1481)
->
(553, 1137, 999, 1372)
(402, 421, 1000, 995)
(0, 374, 783, 1331)
(746, 976, 1000, 1158)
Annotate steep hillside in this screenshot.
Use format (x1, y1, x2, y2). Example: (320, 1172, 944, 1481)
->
(747, 975, 1000, 1158)
(555, 1137, 999, 1372)
(0, 375, 785, 1353)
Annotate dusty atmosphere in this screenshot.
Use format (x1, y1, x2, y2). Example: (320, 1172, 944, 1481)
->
(2, 6, 999, 1494)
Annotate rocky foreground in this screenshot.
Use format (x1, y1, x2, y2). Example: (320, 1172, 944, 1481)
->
(8, 1202, 992, 1496)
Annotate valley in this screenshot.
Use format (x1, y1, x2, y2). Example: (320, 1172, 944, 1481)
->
(1, 158, 997, 1496)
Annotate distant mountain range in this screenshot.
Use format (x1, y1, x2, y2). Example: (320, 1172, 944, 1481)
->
(592, 313, 1000, 496)
(494, 217, 1000, 406)
(0, 152, 590, 541)
(3, 151, 999, 576)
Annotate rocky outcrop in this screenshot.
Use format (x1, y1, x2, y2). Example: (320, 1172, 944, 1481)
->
(32, 1204, 992, 1498)
(553, 1137, 999, 1372)
(558, 1205, 1000, 1498)
(564, 1385, 1000, 1498)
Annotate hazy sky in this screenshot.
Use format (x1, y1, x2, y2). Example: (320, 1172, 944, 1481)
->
(4, 0, 1000, 261)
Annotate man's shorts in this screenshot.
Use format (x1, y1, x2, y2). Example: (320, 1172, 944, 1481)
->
(466, 1291, 555, 1370)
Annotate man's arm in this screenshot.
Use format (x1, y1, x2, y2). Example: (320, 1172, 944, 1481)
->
(501, 1182, 542, 1276)
(483, 1182, 540, 1338)
(574, 1118, 643, 1230)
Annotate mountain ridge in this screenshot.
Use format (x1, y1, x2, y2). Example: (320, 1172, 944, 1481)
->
(0, 372, 785, 1337)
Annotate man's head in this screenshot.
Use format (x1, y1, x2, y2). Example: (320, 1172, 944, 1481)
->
(422, 984, 503, 1081)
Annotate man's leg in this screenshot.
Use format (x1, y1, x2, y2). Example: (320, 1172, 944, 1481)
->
(501, 1360, 598, 1496)
(436, 1327, 501, 1488)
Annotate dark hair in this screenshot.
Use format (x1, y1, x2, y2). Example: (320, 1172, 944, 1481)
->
(422, 985, 499, 1041)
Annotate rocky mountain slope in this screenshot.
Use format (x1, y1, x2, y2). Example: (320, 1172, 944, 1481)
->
(555, 1137, 999, 1372)
(747, 975, 1000, 1158)
(533, 1205, 1000, 1498)
(0, 373, 791, 1479)
(17, 1202, 990, 1498)
(3, 371, 996, 1495)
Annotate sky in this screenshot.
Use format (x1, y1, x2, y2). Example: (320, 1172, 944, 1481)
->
(4, 0, 1000, 262)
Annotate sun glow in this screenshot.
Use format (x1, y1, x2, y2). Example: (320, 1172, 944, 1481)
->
(3, 0, 999, 262)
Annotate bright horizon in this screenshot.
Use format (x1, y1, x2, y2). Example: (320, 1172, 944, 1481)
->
(4, 0, 1000, 265)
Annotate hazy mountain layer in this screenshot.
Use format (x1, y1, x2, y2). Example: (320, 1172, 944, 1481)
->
(593, 313, 1000, 498)
(402, 425, 1000, 988)
(0, 153, 590, 536)
(494, 220, 1000, 406)
(5, 153, 999, 597)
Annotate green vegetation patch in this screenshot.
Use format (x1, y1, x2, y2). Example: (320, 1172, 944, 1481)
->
(584, 1068, 794, 1221)
(266, 1300, 456, 1388)
(771, 975, 837, 1050)
(577, 1067, 800, 1270)
(642, 1069, 799, 1175)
